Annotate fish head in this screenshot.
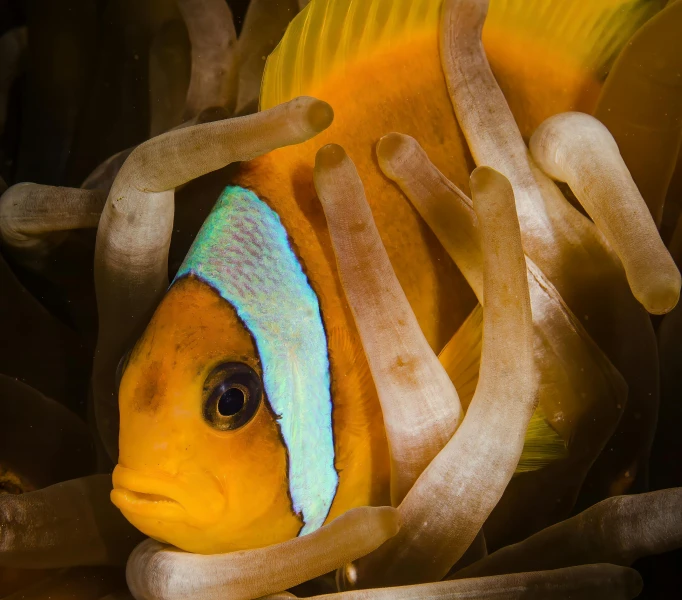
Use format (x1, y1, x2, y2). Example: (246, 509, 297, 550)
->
(112, 275, 303, 553)
(112, 186, 339, 554)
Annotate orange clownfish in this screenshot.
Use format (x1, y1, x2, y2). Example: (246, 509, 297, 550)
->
(111, 0, 661, 554)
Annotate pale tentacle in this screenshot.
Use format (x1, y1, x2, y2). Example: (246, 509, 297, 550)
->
(100, 97, 331, 194)
(376, 133, 481, 298)
(530, 112, 681, 315)
(177, 0, 238, 119)
(93, 96, 333, 459)
(440, 0, 553, 240)
(377, 133, 626, 545)
(454, 487, 682, 579)
(82, 107, 230, 194)
(488, 259, 625, 546)
(345, 166, 535, 587)
(441, 0, 658, 511)
(304, 565, 642, 599)
(0, 183, 105, 254)
(439, 0, 617, 317)
(313, 143, 461, 506)
(440, 0, 678, 316)
(0, 475, 144, 568)
(375, 133, 627, 428)
(235, 0, 300, 114)
(126, 507, 398, 600)
(594, 0, 682, 227)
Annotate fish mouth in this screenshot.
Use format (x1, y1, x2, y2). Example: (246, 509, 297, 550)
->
(112, 465, 224, 527)
(114, 488, 182, 507)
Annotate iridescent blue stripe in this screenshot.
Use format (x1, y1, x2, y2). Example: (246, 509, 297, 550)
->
(175, 186, 338, 535)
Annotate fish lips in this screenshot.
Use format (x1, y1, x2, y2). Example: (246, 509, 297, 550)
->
(111, 464, 225, 529)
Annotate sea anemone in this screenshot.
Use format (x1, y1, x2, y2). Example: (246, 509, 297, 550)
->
(1, 0, 681, 599)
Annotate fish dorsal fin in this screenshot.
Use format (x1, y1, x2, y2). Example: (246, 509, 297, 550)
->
(485, 0, 665, 80)
(261, 0, 663, 111)
(439, 304, 567, 474)
(260, 0, 440, 110)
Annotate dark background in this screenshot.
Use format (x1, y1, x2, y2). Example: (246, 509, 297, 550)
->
(0, 0, 251, 189)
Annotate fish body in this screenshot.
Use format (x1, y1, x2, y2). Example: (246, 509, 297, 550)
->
(113, 0, 661, 554)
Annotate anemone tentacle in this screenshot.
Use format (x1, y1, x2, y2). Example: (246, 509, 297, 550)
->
(454, 487, 682, 579)
(92, 96, 334, 460)
(342, 164, 534, 588)
(177, 0, 238, 120)
(0, 184, 105, 258)
(125, 507, 398, 600)
(0, 475, 144, 569)
(530, 112, 681, 315)
(313, 143, 462, 507)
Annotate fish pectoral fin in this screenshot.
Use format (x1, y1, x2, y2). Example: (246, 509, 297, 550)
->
(439, 304, 566, 474)
(438, 303, 482, 412)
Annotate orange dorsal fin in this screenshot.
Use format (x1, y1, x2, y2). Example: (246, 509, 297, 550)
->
(260, 0, 663, 112)
(260, 0, 440, 110)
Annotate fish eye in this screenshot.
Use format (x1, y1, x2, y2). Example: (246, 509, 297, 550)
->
(203, 363, 263, 431)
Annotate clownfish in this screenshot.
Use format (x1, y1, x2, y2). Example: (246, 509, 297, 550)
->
(111, 0, 661, 554)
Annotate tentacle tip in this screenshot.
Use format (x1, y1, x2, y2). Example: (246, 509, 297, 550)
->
(336, 562, 358, 591)
(315, 143, 347, 169)
(640, 281, 681, 315)
(376, 132, 411, 159)
(469, 165, 509, 193)
(376, 133, 416, 178)
(305, 99, 334, 133)
(632, 261, 682, 314)
(379, 505, 402, 537)
(624, 567, 644, 597)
